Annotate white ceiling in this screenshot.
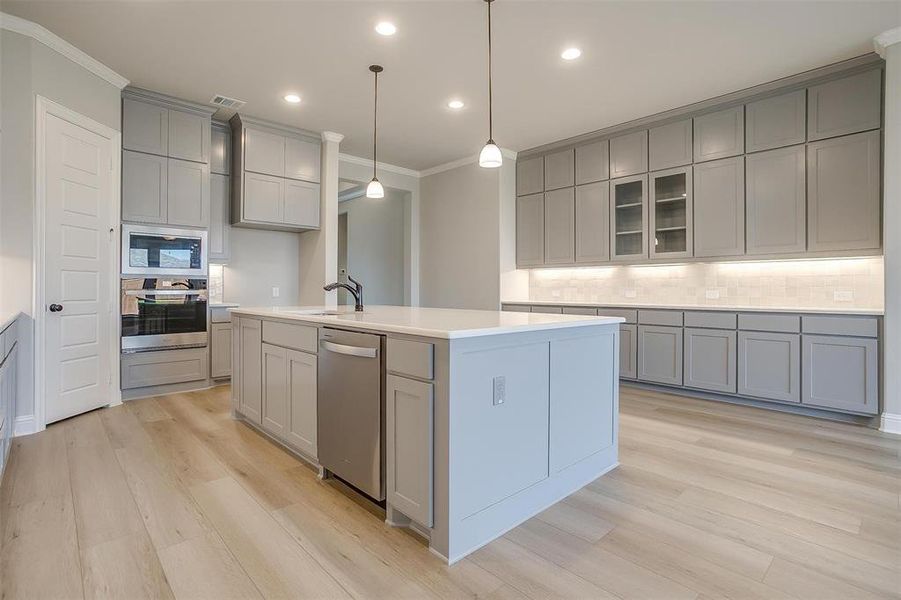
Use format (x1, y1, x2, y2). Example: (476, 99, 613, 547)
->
(5, 1, 898, 171)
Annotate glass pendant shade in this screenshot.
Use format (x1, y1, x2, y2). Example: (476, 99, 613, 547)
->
(366, 178, 385, 198)
(479, 141, 503, 168)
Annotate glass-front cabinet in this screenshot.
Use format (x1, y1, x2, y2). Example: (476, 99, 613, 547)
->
(650, 167, 693, 259)
(610, 174, 648, 260)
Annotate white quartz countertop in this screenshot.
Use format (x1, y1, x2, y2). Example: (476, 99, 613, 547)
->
(229, 305, 623, 339)
(515, 300, 884, 316)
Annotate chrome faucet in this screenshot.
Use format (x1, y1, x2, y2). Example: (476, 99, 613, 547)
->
(323, 274, 364, 312)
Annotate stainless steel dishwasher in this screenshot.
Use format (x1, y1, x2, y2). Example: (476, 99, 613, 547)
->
(317, 327, 385, 500)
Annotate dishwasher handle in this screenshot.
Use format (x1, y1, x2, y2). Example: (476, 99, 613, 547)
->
(320, 339, 379, 358)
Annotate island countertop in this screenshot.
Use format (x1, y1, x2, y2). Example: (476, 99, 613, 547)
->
(229, 304, 624, 339)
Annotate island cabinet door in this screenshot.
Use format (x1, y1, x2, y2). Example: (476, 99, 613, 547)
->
(286, 349, 318, 458)
(238, 318, 263, 424)
(549, 332, 617, 473)
(261, 343, 288, 438)
(386, 374, 433, 527)
(637, 325, 683, 386)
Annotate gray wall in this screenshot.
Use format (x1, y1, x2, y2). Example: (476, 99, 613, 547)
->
(221, 228, 303, 307)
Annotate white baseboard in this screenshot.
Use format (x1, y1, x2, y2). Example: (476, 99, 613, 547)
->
(879, 412, 901, 435)
(13, 415, 36, 437)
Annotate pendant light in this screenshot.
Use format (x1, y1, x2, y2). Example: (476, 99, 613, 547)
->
(479, 0, 502, 168)
(366, 64, 385, 198)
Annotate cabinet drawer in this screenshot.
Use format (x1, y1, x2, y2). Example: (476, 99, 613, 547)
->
(387, 338, 434, 380)
(599, 308, 637, 324)
(801, 315, 878, 338)
(684, 311, 737, 330)
(211, 307, 232, 323)
(531, 305, 563, 314)
(262, 321, 317, 354)
(738, 313, 800, 333)
(502, 304, 531, 313)
(562, 306, 597, 316)
(121, 348, 208, 389)
(638, 310, 683, 327)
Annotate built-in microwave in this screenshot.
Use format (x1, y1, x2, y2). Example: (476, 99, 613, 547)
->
(121, 224, 207, 277)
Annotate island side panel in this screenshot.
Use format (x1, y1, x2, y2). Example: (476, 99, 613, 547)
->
(444, 324, 619, 563)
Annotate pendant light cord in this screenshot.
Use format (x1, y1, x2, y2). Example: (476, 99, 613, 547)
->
(373, 69, 379, 178)
(487, 0, 494, 142)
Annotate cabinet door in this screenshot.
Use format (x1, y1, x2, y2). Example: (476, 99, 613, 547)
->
(167, 159, 210, 228)
(575, 182, 610, 263)
(610, 130, 648, 178)
(386, 374, 433, 527)
(544, 188, 575, 265)
(244, 127, 285, 177)
(575, 140, 609, 185)
(122, 150, 167, 224)
(610, 174, 648, 260)
(808, 69, 881, 141)
(693, 156, 745, 257)
(649, 119, 692, 171)
(168, 110, 209, 163)
(807, 130, 881, 252)
(802, 335, 877, 414)
(694, 106, 744, 162)
(210, 126, 230, 175)
(619, 323, 638, 379)
(516, 193, 545, 266)
(243, 172, 284, 224)
(284, 180, 320, 228)
(211, 322, 232, 378)
(738, 331, 800, 403)
(123, 98, 168, 156)
(649, 166, 692, 259)
(209, 173, 230, 261)
(239, 318, 263, 424)
(286, 349, 318, 457)
(285, 137, 321, 183)
(684, 328, 737, 393)
(517, 156, 544, 196)
(746, 145, 805, 255)
(262, 343, 288, 438)
(544, 148, 574, 191)
(746, 89, 806, 152)
(638, 325, 683, 386)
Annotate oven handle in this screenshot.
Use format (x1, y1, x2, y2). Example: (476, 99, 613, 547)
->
(124, 290, 207, 296)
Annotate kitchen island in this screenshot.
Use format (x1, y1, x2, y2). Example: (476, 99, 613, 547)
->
(229, 305, 623, 563)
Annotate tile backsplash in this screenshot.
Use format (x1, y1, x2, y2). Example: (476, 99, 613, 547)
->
(528, 257, 884, 310)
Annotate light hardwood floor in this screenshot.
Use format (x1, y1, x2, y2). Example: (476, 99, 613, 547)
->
(2, 385, 899, 599)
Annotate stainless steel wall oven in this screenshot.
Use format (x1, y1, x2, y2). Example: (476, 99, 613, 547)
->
(121, 278, 208, 352)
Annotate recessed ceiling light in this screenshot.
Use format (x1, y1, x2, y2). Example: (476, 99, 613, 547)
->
(375, 21, 397, 36)
(561, 47, 582, 60)
(447, 99, 465, 109)
(284, 94, 301, 104)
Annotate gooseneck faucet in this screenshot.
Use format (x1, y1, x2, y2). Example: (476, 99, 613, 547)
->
(323, 274, 364, 312)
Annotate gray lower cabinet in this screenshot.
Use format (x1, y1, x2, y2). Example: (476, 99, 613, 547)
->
(516, 193, 545, 266)
(262, 343, 289, 438)
(693, 156, 745, 257)
(745, 89, 806, 152)
(544, 149, 574, 191)
(517, 156, 544, 196)
(807, 130, 881, 252)
(575, 182, 610, 263)
(544, 188, 575, 265)
(285, 349, 318, 458)
(745, 145, 806, 255)
(637, 325, 683, 386)
(123, 150, 167, 224)
(167, 159, 210, 228)
(619, 324, 638, 380)
(209, 173, 230, 261)
(386, 374, 433, 527)
(211, 322, 232, 378)
(693, 106, 744, 162)
(238, 318, 263, 424)
(807, 69, 881, 141)
(683, 328, 737, 394)
(575, 140, 609, 185)
(121, 348, 208, 389)
(610, 130, 648, 178)
(738, 331, 800, 403)
(649, 119, 692, 171)
(802, 335, 878, 414)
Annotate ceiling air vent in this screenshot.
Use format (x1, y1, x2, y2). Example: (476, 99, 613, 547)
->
(210, 94, 246, 110)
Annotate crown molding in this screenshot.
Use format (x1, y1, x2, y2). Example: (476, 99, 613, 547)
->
(874, 27, 901, 57)
(419, 148, 517, 178)
(1, 12, 129, 89)
(322, 131, 345, 144)
(124, 86, 216, 116)
(338, 153, 421, 178)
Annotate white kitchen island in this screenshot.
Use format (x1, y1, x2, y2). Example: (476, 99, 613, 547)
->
(229, 305, 623, 563)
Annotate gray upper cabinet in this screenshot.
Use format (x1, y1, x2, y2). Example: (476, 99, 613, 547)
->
(517, 156, 544, 196)
(808, 69, 881, 141)
(575, 182, 610, 263)
(693, 106, 744, 162)
(738, 330, 800, 403)
(243, 172, 284, 224)
(802, 335, 878, 415)
(210, 123, 230, 175)
(746, 145, 806, 255)
(693, 156, 745, 257)
(544, 188, 575, 265)
(516, 193, 545, 266)
(745, 89, 806, 152)
(610, 174, 648, 261)
(285, 137, 321, 183)
(284, 179, 320, 228)
(649, 119, 692, 171)
(166, 159, 210, 228)
(684, 328, 737, 394)
(649, 166, 692, 259)
(168, 110, 209, 164)
(544, 149, 575, 191)
(244, 127, 286, 177)
(637, 325, 683, 386)
(610, 130, 649, 178)
(123, 98, 168, 156)
(575, 140, 609, 185)
(807, 130, 881, 252)
(122, 150, 167, 224)
(209, 173, 230, 261)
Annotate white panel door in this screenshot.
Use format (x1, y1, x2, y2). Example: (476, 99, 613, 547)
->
(44, 112, 115, 423)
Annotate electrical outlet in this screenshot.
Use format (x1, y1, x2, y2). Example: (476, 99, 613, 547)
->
(551, 290, 561, 298)
(834, 290, 853, 302)
(492, 376, 506, 406)
(624, 289, 637, 298)
(706, 289, 720, 299)
(271, 286, 280, 298)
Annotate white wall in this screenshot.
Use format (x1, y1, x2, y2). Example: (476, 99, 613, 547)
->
(219, 228, 303, 307)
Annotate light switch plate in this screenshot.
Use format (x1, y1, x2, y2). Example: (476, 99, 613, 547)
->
(272, 286, 280, 298)
(834, 290, 853, 301)
(492, 376, 506, 406)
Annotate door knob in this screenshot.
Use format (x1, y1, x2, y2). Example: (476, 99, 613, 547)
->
(49, 304, 63, 312)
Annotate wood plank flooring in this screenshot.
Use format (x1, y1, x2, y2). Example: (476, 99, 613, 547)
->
(2, 385, 899, 599)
